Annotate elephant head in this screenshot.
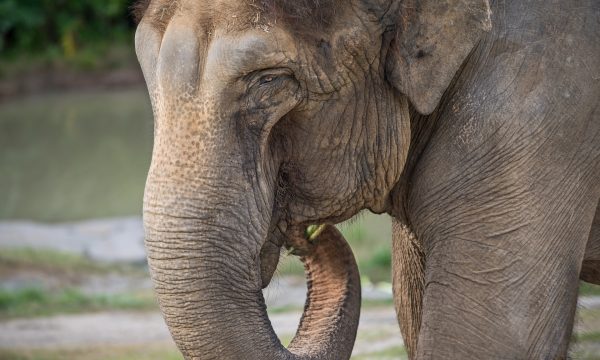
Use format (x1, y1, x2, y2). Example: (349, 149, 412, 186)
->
(135, 0, 490, 358)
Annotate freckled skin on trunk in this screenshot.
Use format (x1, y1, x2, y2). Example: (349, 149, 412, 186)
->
(145, 209, 360, 359)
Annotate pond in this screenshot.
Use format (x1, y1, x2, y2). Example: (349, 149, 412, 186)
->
(0, 88, 154, 222)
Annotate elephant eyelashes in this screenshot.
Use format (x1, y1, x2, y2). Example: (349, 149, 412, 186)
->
(247, 68, 294, 89)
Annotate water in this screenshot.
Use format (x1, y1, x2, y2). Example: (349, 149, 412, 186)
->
(0, 88, 154, 221)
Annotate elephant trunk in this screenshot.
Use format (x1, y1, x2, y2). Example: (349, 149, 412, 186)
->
(144, 173, 360, 359)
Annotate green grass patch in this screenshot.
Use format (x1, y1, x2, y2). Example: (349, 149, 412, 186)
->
(580, 282, 600, 296)
(0, 344, 183, 360)
(0, 247, 145, 276)
(352, 346, 407, 360)
(0, 247, 105, 273)
(362, 297, 395, 308)
(576, 331, 600, 342)
(278, 334, 295, 347)
(277, 213, 600, 289)
(339, 213, 392, 283)
(275, 254, 305, 276)
(0, 287, 157, 319)
(267, 304, 303, 314)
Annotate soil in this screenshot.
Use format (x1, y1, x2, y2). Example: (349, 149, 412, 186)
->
(0, 308, 402, 357)
(1, 296, 598, 356)
(1, 217, 599, 358)
(0, 67, 144, 102)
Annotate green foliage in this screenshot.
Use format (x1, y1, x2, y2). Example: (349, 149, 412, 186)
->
(0, 0, 136, 59)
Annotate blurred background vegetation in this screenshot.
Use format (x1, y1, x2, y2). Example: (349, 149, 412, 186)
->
(0, 0, 137, 72)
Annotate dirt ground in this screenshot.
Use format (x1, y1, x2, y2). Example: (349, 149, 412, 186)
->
(0, 307, 403, 357)
(1, 218, 599, 359)
(2, 285, 600, 359)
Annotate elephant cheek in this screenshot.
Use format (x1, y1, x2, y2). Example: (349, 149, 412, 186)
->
(260, 241, 281, 289)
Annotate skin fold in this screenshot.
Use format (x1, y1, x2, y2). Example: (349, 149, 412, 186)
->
(135, 0, 600, 358)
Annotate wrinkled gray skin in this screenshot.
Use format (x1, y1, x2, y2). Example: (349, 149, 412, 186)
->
(135, 0, 600, 358)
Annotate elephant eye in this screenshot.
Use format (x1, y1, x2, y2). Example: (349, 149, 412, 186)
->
(259, 75, 275, 85)
(247, 68, 293, 90)
(244, 68, 299, 111)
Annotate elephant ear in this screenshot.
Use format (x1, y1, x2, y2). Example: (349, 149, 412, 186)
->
(385, 0, 492, 114)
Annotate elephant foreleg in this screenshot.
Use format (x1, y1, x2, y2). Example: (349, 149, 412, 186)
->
(581, 200, 600, 284)
(391, 218, 425, 359)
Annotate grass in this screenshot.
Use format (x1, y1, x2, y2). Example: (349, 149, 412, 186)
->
(573, 329, 600, 360)
(1, 222, 598, 321)
(0, 247, 155, 318)
(276, 212, 394, 283)
(0, 247, 145, 277)
(581, 282, 600, 296)
(0, 287, 157, 319)
(0, 248, 137, 274)
(577, 332, 600, 342)
(339, 213, 393, 283)
(352, 346, 407, 360)
(362, 297, 395, 308)
(0, 344, 183, 360)
(277, 212, 600, 295)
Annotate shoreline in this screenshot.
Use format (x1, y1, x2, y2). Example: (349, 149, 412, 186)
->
(0, 66, 144, 103)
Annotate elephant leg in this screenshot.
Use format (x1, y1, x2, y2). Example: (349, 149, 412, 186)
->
(405, 105, 599, 358)
(391, 218, 425, 359)
(581, 201, 600, 284)
(404, 2, 600, 356)
(408, 155, 598, 359)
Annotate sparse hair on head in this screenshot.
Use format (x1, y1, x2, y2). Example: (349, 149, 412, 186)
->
(132, 0, 340, 35)
(259, 0, 339, 28)
(131, 0, 151, 24)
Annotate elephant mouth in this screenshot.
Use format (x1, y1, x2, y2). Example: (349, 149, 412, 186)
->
(252, 219, 362, 358)
(259, 221, 330, 289)
(277, 223, 362, 359)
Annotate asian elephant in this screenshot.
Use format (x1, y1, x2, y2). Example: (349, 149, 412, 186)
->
(134, 0, 600, 358)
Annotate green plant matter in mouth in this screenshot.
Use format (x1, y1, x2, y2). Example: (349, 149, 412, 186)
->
(304, 224, 325, 241)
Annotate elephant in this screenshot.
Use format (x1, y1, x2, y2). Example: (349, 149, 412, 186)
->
(133, 0, 600, 358)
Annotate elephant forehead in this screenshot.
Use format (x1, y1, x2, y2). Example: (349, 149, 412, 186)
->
(138, 0, 341, 36)
(141, 0, 272, 33)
